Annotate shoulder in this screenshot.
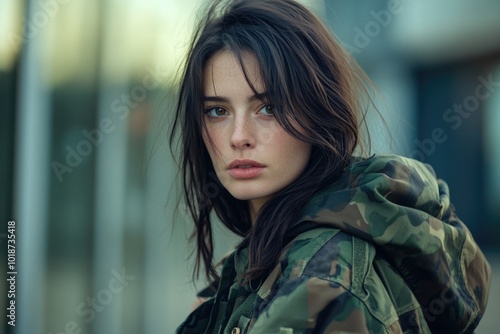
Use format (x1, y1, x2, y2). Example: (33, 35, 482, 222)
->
(277, 228, 369, 296)
(280, 228, 354, 284)
(255, 227, 348, 301)
(252, 228, 410, 333)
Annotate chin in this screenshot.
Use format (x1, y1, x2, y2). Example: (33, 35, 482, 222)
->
(229, 192, 263, 201)
(227, 188, 271, 201)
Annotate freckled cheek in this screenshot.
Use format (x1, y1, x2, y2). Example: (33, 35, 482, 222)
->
(273, 135, 312, 170)
(268, 127, 305, 153)
(278, 140, 306, 160)
(256, 122, 280, 145)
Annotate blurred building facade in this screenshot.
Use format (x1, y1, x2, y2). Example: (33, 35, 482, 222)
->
(1, 0, 499, 333)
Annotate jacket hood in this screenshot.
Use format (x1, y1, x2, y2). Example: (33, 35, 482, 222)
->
(294, 154, 491, 333)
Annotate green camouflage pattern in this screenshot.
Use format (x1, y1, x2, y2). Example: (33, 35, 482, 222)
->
(177, 154, 491, 333)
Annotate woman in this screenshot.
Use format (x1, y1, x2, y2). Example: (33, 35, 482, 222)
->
(169, 0, 491, 332)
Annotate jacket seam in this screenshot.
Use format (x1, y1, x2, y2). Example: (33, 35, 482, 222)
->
(297, 274, 391, 333)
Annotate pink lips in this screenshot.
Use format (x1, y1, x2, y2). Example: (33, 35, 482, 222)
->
(226, 159, 266, 179)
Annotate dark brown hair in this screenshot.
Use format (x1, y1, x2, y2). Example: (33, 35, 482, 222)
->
(169, 0, 373, 283)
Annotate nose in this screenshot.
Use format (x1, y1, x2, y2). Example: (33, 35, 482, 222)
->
(230, 114, 256, 150)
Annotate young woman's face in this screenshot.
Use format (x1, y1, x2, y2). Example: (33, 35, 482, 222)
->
(202, 51, 312, 215)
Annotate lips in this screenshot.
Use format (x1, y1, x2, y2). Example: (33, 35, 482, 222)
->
(226, 159, 266, 169)
(226, 159, 266, 179)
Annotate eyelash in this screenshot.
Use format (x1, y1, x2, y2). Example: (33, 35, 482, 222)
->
(204, 106, 227, 118)
(204, 105, 274, 118)
(259, 105, 274, 116)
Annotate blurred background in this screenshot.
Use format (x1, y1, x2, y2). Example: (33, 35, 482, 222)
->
(1, 0, 499, 333)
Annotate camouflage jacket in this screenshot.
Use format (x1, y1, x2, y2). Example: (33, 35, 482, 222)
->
(177, 154, 491, 333)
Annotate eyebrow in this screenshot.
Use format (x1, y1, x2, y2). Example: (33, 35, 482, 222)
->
(203, 92, 269, 103)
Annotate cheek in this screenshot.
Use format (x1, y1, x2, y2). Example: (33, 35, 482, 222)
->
(262, 119, 309, 151)
(290, 142, 312, 166)
(272, 130, 312, 167)
(257, 121, 280, 146)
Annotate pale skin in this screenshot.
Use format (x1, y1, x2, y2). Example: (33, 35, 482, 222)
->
(202, 50, 312, 225)
(192, 51, 311, 310)
(191, 51, 312, 310)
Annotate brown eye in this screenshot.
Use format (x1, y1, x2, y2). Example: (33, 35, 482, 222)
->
(205, 107, 228, 117)
(259, 105, 274, 116)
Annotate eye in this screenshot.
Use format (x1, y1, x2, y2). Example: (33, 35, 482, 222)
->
(259, 105, 274, 116)
(205, 107, 228, 118)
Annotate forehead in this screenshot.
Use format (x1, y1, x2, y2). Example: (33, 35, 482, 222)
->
(203, 51, 264, 96)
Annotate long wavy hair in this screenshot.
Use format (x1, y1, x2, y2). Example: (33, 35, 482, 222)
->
(169, 0, 373, 284)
